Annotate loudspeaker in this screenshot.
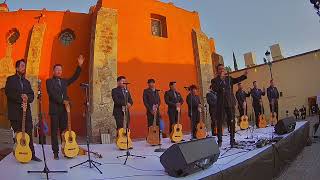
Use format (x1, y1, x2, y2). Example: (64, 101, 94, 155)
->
(275, 117, 296, 135)
(160, 137, 220, 177)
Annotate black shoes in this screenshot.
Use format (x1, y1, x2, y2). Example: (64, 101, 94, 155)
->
(54, 153, 59, 160)
(31, 156, 42, 162)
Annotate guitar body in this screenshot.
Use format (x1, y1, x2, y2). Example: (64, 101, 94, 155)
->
(196, 121, 207, 139)
(170, 123, 183, 143)
(270, 112, 278, 126)
(258, 114, 267, 128)
(14, 132, 32, 163)
(240, 115, 249, 130)
(61, 130, 79, 158)
(147, 125, 160, 145)
(116, 128, 133, 150)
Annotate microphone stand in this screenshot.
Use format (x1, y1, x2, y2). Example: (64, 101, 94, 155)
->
(117, 83, 145, 165)
(155, 90, 166, 152)
(184, 87, 193, 140)
(28, 80, 67, 180)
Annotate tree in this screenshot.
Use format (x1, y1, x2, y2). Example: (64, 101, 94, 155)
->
(225, 66, 232, 72)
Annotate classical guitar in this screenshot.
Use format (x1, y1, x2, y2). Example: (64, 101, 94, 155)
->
(240, 102, 249, 130)
(61, 101, 80, 158)
(170, 106, 183, 143)
(270, 99, 278, 126)
(196, 104, 207, 139)
(78, 147, 103, 158)
(258, 100, 267, 128)
(146, 105, 160, 146)
(116, 106, 133, 150)
(14, 100, 32, 163)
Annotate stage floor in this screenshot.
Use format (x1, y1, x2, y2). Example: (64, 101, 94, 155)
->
(0, 121, 307, 180)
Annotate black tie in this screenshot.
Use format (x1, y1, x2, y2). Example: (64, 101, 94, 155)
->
(19, 77, 24, 91)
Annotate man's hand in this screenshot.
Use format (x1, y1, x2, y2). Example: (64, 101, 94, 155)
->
(63, 100, 69, 105)
(78, 55, 84, 67)
(21, 94, 28, 102)
(243, 70, 248, 76)
(127, 103, 132, 108)
(176, 103, 181, 108)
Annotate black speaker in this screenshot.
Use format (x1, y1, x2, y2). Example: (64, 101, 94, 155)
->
(160, 137, 220, 177)
(275, 117, 296, 135)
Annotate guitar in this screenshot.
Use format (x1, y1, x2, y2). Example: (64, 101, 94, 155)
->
(196, 104, 207, 139)
(258, 100, 267, 128)
(234, 117, 241, 131)
(170, 106, 183, 143)
(146, 105, 160, 146)
(240, 102, 249, 130)
(61, 101, 80, 158)
(14, 100, 32, 163)
(78, 147, 103, 158)
(270, 99, 278, 126)
(116, 106, 133, 150)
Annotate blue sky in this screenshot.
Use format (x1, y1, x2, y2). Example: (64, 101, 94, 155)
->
(5, 0, 320, 69)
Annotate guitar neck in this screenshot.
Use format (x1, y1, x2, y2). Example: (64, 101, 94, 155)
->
(153, 110, 157, 126)
(22, 107, 26, 134)
(123, 107, 127, 129)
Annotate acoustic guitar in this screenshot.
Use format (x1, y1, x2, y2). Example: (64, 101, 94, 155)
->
(14, 100, 32, 163)
(116, 106, 133, 150)
(146, 105, 160, 146)
(240, 102, 249, 130)
(170, 106, 183, 143)
(196, 104, 207, 139)
(258, 100, 267, 128)
(270, 99, 278, 126)
(61, 101, 79, 158)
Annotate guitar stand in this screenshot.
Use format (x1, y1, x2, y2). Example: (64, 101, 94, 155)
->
(154, 130, 167, 152)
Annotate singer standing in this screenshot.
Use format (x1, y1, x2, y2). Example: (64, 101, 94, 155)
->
(143, 79, 161, 128)
(46, 55, 84, 160)
(211, 64, 248, 147)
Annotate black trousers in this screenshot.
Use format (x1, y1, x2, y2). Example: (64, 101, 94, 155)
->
(238, 104, 247, 117)
(168, 109, 179, 134)
(210, 111, 216, 136)
(217, 106, 235, 144)
(10, 119, 35, 157)
(253, 104, 263, 127)
(269, 102, 279, 120)
(189, 111, 200, 138)
(114, 112, 130, 130)
(147, 111, 160, 127)
(50, 110, 67, 154)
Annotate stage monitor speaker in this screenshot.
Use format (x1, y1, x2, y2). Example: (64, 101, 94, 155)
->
(160, 137, 220, 177)
(275, 117, 296, 135)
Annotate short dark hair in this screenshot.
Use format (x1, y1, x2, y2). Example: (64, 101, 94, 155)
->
(53, 64, 63, 70)
(253, 81, 257, 85)
(15, 59, 26, 68)
(117, 76, 126, 82)
(189, 85, 197, 90)
(169, 81, 176, 86)
(147, 79, 155, 84)
(216, 63, 224, 71)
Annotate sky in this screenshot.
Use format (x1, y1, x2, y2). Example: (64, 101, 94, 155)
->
(4, 0, 320, 70)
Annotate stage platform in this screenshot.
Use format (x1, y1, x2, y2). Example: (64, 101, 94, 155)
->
(0, 121, 309, 180)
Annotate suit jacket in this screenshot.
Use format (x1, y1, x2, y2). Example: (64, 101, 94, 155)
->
(186, 93, 201, 117)
(206, 90, 217, 114)
(143, 88, 160, 114)
(5, 74, 34, 122)
(211, 75, 247, 108)
(111, 86, 133, 117)
(164, 89, 184, 112)
(267, 86, 279, 104)
(46, 66, 81, 115)
(250, 88, 265, 105)
(236, 89, 250, 107)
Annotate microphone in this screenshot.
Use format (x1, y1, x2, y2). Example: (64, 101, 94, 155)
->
(80, 83, 89, 87)
(155, 89, 162, 92)
(123, 82, 131, 85)
(38, 79, 42, 83)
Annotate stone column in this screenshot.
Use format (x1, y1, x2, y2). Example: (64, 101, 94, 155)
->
(25, 23, 46, 124)
(89, 7, 118, 143)
(192, 29, 214, 128)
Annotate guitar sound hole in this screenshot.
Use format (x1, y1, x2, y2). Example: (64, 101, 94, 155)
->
(68, 137, 73, 142)
(153, 131, 157, 133)
(176, 128, 180, 132)
(20, 139, 26, 146)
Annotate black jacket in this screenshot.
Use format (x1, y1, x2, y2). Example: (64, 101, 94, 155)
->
(267, 86, 279, 103)
(111, 86, 133, 116)
(250, 88, 265, 105)
(164, 89, 184, 112)
(5, 74, 34, 121)
(186, 93, 201, 117)
(46, 66, 81, 115)
(236, 89, 250, 107)
(206, 90, 217, 114)
(211, 75, 247, 108)
(143, 88, 160, 114)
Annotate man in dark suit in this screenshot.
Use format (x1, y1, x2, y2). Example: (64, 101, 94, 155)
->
(164, 81, 184, 135)
(267, 79, 279, 120)
(143, 79, 161, 128)
(211, 64, 248, 147)
(206, 85, 217, 136)
(5, 59, 41, 162)
(111, 76, 133, 130)
(46, 55, 84, 160)
(236, 83, 250, 117)
(186, 85, 201, 139)
(250, 81, 266, 127)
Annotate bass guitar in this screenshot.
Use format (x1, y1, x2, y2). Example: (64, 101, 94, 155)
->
(196, 104, 207, 139)
(258, 100, 267, 128)
(270, 99, 278, 126)
(240, 102, 249, 130)
(116, 106, 133, 150)
(146, 105, 160, 146)
(170, 106, 183, 143)
(14, 100, 32, 163)
(61, 101, 80, 158)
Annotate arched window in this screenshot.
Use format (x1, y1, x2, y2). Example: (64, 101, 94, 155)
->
(59, 29, 75, 46)
(7, 28, 20, 45)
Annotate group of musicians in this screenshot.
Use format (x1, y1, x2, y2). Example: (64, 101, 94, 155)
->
(5, 56, 279, 162)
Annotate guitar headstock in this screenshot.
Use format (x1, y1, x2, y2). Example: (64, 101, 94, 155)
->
(64, 100, 71, 113)
(152, 104, 158, 111)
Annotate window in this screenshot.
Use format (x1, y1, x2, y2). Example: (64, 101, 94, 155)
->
(7, 28, 20, 45)
(151, 14, 167, 38)
(59, 29, 75, 46)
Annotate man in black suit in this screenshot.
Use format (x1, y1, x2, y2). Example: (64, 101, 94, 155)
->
(143, 79, 161, 128)
(206, 85, 217, 136)
(111, 76, 133, 130)
(250, 81, 266, 127)
(186, 85, 201, 139)
(211, 64, 248, 147)
(46, 55, 84, 160)
(5, 59, 41, 162)
(236, 83, 250, 117)
(164, 82, 184, 135)
(267, 79, 279, 120)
